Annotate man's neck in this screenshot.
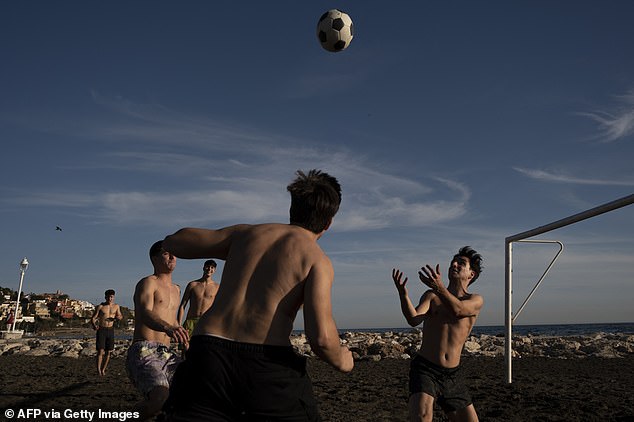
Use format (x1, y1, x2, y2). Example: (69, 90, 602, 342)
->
(154, 271, 173, 283)
(447, 281, 469, 298)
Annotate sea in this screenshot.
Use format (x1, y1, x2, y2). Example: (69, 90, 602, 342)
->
(26, 322, 634, 341)
(327, 322, 634, 337)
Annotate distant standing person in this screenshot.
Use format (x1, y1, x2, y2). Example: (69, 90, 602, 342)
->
(392, 246, 484, 422)
(177, 260, 219, 340)
(90, 289, 123, 376)
(5, 310, 15, 331)
(126, 241, 189, 421)
(162, 169, 353, 421)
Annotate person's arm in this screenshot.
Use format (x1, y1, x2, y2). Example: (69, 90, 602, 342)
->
(418, 264, 484, 318)
(134, 278, 189, 345)
(163, 225, 246, 260)
(303, 258, 354, 373)
(90, 305, 101, 330)
(177, 283, 192, 325)
(115, 304, 123, 321)
(392, 269, 432, 327)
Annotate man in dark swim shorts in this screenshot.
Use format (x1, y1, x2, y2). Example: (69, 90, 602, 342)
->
(91, 289, 123, 376)
(162, 170, 353, 421)
(392, 246, 484, 421)
(409, 355, 473, 413)
(165, 335, 320, 421)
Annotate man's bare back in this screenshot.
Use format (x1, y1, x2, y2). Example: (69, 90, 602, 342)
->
(191, 223, 329, 346)
(161, 169, 351, 421)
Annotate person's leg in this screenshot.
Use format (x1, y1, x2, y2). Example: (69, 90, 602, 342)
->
(96, 349, 105, 376)
(408, 392, 435, 422)
(101, 350, 111, 375)
(96, 329, 107, 375)
(135, 385, 170, 421)
(101, 330, 115, 375)
(446, 404, 478, 422)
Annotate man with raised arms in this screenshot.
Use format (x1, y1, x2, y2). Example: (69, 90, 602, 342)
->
(163, 169, 353, 421)
(392, 246, 484, 422)
(125, 240, 189, 421)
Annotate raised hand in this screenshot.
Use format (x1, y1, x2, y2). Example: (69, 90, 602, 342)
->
(418, 264, 445, 291)
(392, 268, 409, 296)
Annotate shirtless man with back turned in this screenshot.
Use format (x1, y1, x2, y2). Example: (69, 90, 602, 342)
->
(392, 246, 484, 422)
(91, 289, 123, 376)
(163, 169, 353, 421)
(177, 259, 219, 339)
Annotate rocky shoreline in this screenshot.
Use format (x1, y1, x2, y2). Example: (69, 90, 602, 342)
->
(2, 330, 633, 360)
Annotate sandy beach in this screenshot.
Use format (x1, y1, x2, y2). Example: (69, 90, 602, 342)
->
(1, 353, 633, 421)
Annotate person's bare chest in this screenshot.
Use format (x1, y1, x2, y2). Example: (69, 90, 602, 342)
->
(193, 283, 216, 300)
(100, 304, 117, 317)
(154, 285, 179, 311)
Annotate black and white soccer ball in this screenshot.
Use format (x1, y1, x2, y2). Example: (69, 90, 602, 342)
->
(316, 9, 354, 52)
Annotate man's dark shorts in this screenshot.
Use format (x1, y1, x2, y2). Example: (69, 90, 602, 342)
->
(96, 327, 115, 351)
(409, 354, 473, 412)
(164, 335, 321, 422)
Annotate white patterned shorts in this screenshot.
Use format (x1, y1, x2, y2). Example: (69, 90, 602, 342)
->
(125, 340, 182, 397)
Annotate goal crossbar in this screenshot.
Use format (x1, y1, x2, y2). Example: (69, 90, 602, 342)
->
(504, 193, 634, 383)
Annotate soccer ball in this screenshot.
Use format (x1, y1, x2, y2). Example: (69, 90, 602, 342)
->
(316, 9, 354, 52)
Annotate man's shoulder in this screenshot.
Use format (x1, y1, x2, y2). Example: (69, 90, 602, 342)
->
(466, 292, 484, 304)
(138, 274, 158, 285)
(136, 274, 161, 291)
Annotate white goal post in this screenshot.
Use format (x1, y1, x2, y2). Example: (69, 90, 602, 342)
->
(504, 193, 634, 384)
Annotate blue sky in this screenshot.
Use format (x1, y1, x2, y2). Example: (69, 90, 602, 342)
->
(1, 1, 633, 329)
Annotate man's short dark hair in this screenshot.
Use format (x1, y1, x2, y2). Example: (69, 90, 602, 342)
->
(457, 246, 483, 285)
(204, 260, 217, 269)
(105, 289, 115, 297)
(149, 240, 164, 259)
(287, 169, 342, 234)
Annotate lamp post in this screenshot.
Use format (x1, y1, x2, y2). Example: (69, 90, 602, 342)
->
(11, 257, 29, 332)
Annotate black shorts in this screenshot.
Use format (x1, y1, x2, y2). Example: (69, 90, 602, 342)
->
(96, 327, 115, 351)
(409, 355, 472, 412)
(164, 335, 321, 422)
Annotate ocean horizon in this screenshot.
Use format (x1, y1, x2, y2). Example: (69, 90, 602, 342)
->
(328, 322, 634, 337)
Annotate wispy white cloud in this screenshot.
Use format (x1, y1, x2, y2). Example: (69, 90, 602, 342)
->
(513, 167, 634, 186)
(578, 90, 634, 143)
(2, 95, 474, 231)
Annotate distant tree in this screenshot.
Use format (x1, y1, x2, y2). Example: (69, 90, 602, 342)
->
(0, 286, 17, 302)
(33, 316, 59, 333)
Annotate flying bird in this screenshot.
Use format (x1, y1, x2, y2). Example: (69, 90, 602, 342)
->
(56, 226, 62, 231)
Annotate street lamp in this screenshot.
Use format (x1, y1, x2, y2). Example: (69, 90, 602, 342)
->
(11, 257, 29, 332)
